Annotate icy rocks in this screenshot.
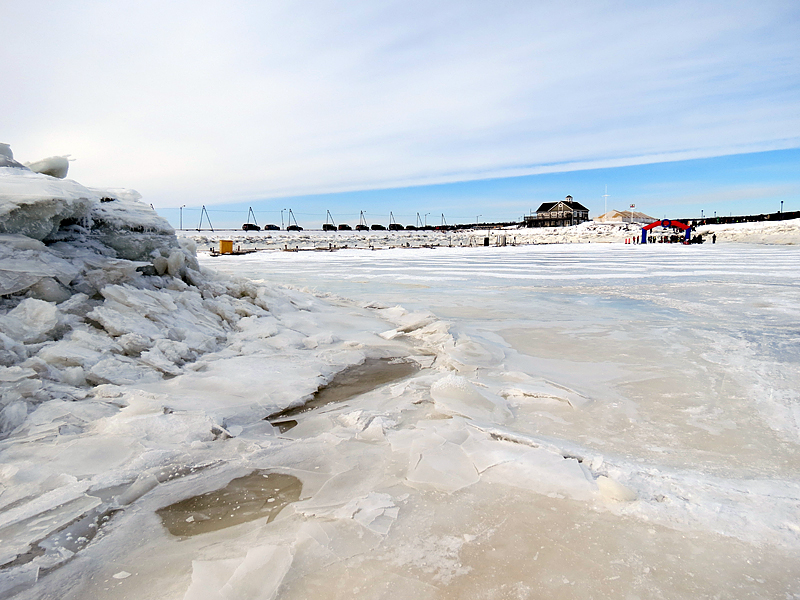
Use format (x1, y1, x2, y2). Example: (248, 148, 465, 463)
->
(0, 234, 79, 296)
(0, 151, 241, 441)
(0, 169, 94, 240)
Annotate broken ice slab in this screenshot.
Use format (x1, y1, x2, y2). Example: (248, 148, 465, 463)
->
(156, 471, 302, 537)
(183, 545, 294, 600)
(429, 372, 512, 423)
(0, 493, 101, 567)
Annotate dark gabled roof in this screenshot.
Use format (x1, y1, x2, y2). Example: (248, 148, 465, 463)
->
(536, 200, 589, 213)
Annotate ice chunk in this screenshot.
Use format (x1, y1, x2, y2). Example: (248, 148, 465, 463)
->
(28, 277, 71, 302)
(89, 356, 161, 385)
(183, 558, 241, 600)
(0, 400, 28, 435)
(481, 447, 596, 501)
(0, 234, 78, 296)
(407, 439, 480, 493)
(596, 475, 637, 502)
(89, 187, 173, 236)
(116, 473, 159, 505)
(294, 467, 382, 516)
(0, 170, 94, 240)
(498, 377, 590, 409)
(167, 250, 185, 277)
(25, 156, 70, 179)
(87, 303, 163, 339)
(153, 255, 169, 275)
(460, 429, 531, 472)
(0, 332, 25, 367)
(223, 545, 294, 600)
(430, 373, 510, 422)
(112, 571, 131, 580)
(236, 315, 279, 339)
(447, 337, 505, 368)
(0, 366, 37, 383)
(37, 330, 121, 369)
(117, 332, 153, 355)
(334, 492, 399, 535)
(184, 546, 293, 600)
(140, 339, 192, 375)
(0, 298, 59, 344)
(359, 416, 396, 441)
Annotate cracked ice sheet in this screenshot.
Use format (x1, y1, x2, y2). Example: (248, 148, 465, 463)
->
(4, 234, 800, 600)
(184, 245, 800, 588)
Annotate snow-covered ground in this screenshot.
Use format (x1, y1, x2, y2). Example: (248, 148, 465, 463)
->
(2, 160, 800, 599)
(181, 216, 800, 251)
(696, 218, 800, 244)
(184, 222, 644, 251)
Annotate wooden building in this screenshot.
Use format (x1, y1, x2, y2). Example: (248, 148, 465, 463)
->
(524, 195, 590, 228)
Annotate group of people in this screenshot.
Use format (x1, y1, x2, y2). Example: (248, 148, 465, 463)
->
(626, 232, 717, 245)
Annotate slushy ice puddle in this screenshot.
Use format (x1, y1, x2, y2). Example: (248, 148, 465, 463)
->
(268, 358, 420, 432)
(157, 471, 302, 537)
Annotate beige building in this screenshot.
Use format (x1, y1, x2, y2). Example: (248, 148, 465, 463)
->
(594, 209, 656, 224)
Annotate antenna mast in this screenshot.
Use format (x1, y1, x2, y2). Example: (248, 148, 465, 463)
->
(247, 207, 258, 227)
(602, 185, 610, 216)
(198, 206, 214, 232)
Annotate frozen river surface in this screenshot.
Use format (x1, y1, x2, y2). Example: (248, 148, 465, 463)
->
(6, 242, 800, 599)
(208, 243, 800, 475)
(199, 243, 800, 597)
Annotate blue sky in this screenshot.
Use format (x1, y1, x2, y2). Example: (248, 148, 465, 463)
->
(2, 0, 798, 228)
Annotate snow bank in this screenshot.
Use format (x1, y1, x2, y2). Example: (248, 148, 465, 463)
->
(697, 218, 800, 245)
(182, 217, 800, 252)
(180, 221, 670, 252)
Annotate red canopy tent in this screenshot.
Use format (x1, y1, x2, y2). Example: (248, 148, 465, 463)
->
(641, 219, 691, 244)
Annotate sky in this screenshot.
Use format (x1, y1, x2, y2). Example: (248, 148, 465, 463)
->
(2, 0, 799, 228)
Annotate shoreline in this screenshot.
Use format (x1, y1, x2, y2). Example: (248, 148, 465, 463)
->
(179, 218, 800, 252)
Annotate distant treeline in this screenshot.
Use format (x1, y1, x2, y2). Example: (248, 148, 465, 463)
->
(684, 210, 800, 227)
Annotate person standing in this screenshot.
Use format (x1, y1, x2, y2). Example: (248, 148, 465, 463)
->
(712, 233, 717, 244)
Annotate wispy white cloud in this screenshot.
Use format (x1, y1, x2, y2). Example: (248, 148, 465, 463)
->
(2, 0, 798, 206)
